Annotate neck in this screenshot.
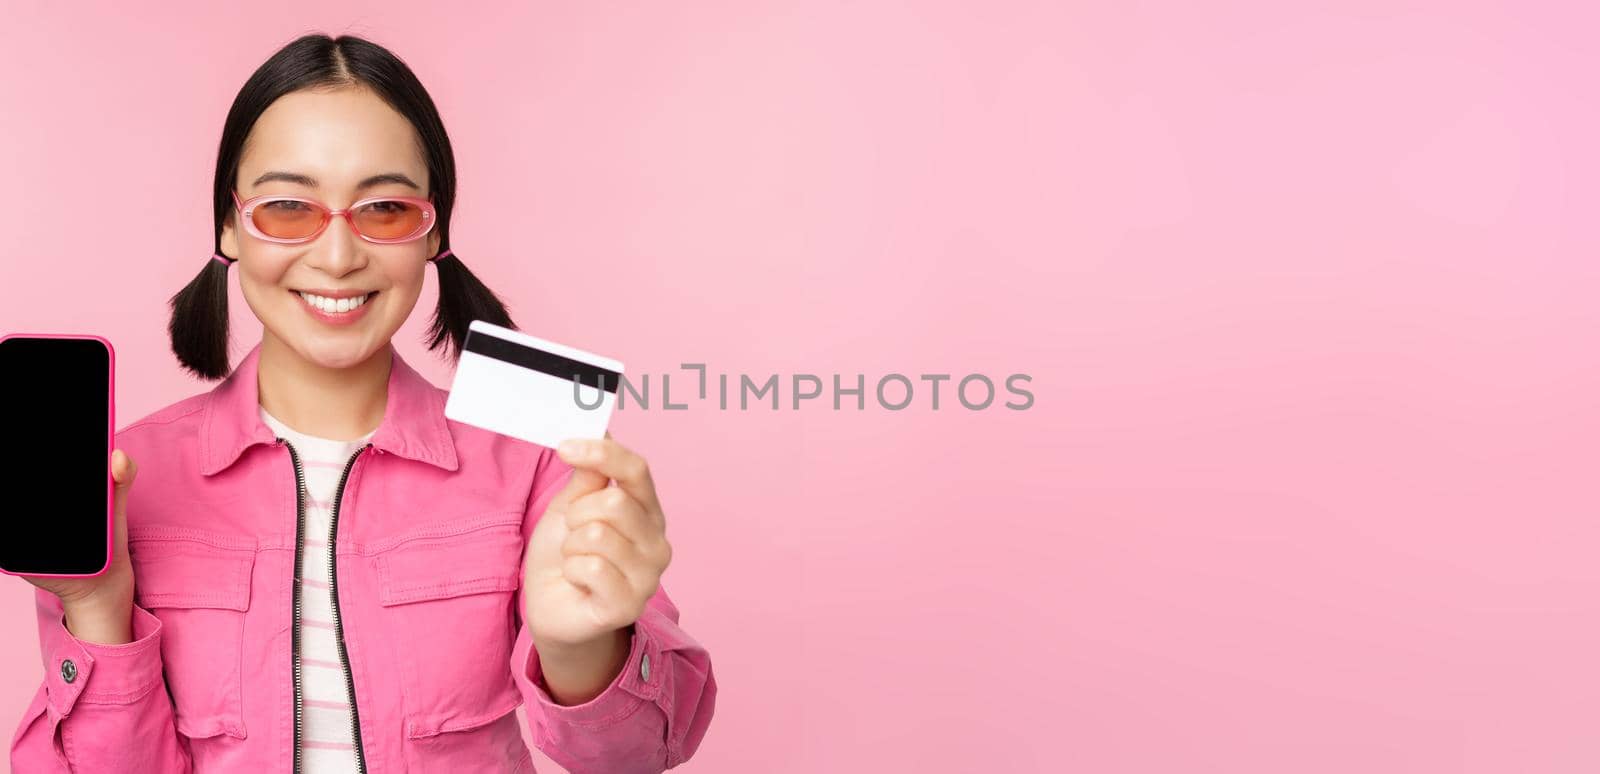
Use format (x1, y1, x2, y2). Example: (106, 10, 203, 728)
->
(257, 333, 390, 442)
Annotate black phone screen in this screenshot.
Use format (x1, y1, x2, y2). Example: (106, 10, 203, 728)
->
(0, 335, 113, 576)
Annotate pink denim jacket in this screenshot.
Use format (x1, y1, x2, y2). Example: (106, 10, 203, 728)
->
(9, 341, 717, 773)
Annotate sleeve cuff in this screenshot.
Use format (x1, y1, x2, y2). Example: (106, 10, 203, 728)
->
(515, 619, 663, 728)
(45, 604, 165, 716)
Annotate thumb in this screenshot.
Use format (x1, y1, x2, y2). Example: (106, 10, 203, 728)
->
(112, 449, 138, 491)
(110, 449, 136, 568)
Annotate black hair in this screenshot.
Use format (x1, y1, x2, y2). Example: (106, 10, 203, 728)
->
(168, 33, 515, 380)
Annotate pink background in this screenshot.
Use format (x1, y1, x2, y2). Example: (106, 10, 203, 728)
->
(3, 1, 1597, 771)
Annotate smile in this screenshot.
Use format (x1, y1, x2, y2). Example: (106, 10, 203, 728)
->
(296, 291, 374, 314)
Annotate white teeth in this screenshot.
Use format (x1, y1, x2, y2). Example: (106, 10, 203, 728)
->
(297, 291, 370, 313)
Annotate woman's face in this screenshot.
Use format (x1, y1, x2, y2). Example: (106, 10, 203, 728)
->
(221, 85, 440, 370)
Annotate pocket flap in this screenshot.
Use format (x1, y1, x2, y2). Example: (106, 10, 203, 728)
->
(130, 537, 255, 611)
(376, 523, 523, 606)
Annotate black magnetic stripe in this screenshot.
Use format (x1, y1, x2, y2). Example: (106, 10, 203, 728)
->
(463, 330, 620, 393)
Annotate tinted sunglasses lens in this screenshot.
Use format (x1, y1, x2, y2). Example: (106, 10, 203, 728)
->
(353, 200, 427, 240)
(251, 199, 327, 240)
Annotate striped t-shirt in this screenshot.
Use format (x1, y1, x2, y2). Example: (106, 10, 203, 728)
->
(260, 405, 376, 773)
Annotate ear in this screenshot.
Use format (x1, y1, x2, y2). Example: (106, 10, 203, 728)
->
(220, 211, 240, 261)
(428, 228, 440, 258)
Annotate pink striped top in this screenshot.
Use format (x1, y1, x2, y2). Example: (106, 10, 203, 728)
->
(261, 406, 377, 772)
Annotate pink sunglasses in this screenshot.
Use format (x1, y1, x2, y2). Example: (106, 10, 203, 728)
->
(232, 190, 437, 244)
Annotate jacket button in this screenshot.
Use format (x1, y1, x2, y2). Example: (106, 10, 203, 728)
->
(60, 659, 77, 684)
(640, 652, 650, 682)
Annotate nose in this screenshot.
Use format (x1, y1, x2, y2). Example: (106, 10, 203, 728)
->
(306, 210, 366, 277)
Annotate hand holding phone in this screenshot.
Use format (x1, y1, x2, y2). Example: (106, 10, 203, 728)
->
(18, 450, 138, 644)
(0, 334, 134, 643)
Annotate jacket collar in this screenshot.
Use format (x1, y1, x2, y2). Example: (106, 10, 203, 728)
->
(199, 340, 459, 476)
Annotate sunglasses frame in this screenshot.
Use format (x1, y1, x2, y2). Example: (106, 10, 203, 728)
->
(231, 189, 438, 245)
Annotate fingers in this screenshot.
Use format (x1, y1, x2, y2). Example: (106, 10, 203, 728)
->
(559, 487, 672, 600)
(559, 553, 643, 629)
(543, 435, 671, 623)
(556, 437, 659, 512)
(561, 518, 639, 564)
(563, 485, 654, 542)
(545, 464, 608, 514)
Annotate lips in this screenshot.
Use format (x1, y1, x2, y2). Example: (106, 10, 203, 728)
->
(297, 290, 374, 314)
(294, 288, 377, 325)
(294, 287, 373, 299)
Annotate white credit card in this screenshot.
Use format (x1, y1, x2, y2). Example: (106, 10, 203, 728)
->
(444, 320, 625, 450)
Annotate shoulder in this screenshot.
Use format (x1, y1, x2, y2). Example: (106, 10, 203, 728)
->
(444, 414, 553, 480)
(109, 391, 214, 524)
(113, 390, 210, 453)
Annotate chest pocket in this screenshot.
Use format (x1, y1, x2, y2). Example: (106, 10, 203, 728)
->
(373, 514, 525, 739)
(129, 533, 257, 740)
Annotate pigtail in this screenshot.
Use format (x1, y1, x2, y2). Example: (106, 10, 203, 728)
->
(167, 255, 235, 381)
(426, 250, 516, 361)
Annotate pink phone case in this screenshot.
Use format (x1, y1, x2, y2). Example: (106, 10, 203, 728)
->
(0, 332, 115, 579)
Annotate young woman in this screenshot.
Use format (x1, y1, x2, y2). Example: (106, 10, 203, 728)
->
(9, 34, 716, 773)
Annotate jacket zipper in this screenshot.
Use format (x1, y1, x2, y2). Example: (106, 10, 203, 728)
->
(284, 438, 373, 774)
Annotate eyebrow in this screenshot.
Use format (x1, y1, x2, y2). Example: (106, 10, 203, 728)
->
(250, 171, 422, 191)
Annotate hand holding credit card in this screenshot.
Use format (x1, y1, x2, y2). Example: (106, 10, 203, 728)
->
(445, 322, 672, 656)
(444, 320, 625, 449)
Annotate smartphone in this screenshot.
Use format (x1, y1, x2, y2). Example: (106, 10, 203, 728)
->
(0, 333, 115, 577)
